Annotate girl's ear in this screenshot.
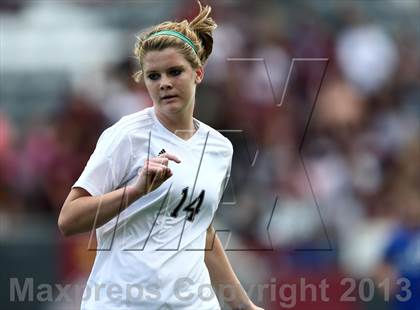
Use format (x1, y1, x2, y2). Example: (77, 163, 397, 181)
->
(195, 67, 204, 84)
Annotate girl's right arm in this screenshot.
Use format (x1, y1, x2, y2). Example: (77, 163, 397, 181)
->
(58, 153, 180, 236)
(58, 185, 142, 236)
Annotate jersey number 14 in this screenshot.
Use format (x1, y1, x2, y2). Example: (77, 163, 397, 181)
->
(170, 187, 205, 222)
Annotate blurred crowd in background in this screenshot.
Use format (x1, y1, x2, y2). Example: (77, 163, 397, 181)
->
(0, 1, 419, 310)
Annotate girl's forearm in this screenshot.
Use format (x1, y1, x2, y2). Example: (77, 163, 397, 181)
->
(58, 185, 142, 236)
(205, 226, 254, 310)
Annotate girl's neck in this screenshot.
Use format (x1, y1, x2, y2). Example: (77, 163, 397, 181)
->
(154, 106, 197, 140)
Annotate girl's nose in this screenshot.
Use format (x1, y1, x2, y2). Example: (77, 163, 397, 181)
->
(159, 75, 173, 90)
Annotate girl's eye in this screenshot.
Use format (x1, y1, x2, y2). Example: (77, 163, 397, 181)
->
(169, 69, 182, 76)
(147, 73, 160, 80)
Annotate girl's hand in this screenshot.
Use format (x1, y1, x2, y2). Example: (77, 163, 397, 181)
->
(132, 152, 181, 196)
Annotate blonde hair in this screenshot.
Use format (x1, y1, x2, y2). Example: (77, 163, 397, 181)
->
(133, 1, 217, 82)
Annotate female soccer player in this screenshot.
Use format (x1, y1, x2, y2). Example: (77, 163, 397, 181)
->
(58, 2, 264, 310)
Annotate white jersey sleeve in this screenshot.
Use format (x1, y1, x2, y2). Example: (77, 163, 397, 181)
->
(73, 124, 134, 196)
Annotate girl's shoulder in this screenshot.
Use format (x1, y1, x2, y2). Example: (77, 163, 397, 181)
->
(196, 120, 233, 155)
(112, 107, 155, 133)
(101, 107, 153, 137)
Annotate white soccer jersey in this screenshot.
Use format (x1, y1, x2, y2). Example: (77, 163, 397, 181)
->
(73, 107, 232, 310)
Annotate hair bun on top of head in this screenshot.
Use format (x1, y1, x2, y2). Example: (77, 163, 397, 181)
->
(133, 1, 217, 82)
(188, 1, 217, 64)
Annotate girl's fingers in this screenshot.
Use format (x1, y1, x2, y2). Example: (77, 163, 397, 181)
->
(159, 152, 181, 163)
(144, 163, 172, 180)
(144, 153, 180, 169)
(150, 157, 169, 166)
(140, 156, 176, 193)
(145, 162, 169, 172)
(148, 167, 171, 191)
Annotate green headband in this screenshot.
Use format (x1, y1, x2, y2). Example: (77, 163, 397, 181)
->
(147, 30, 198, 53)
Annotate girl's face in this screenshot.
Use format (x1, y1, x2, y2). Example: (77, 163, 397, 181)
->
(142, 47, 203, 117)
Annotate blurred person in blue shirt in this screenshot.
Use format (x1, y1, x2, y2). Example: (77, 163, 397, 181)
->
(376, 188, 420, 310)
